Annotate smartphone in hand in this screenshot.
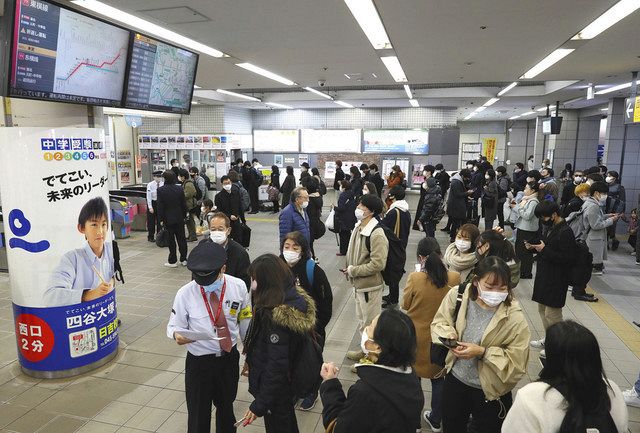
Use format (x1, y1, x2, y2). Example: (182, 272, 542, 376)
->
(439, 337, 459, 348)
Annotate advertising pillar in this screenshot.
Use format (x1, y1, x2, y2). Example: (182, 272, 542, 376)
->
(0, 127, 119, 378)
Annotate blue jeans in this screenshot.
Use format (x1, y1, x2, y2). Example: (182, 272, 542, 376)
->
(635, 372, 640, 395)
(430, 377, 444, 424)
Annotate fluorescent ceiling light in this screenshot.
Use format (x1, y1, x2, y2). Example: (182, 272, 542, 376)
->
(601, 108, 609, 111)
(304, 87, 333, 100)
(343, 0, 392, 49)
(409, 99, 419, 107)
(70, 0, 226, 57)
(536, 106, 551, 112)
(595, 82, 632, 95)
(521, 111, 536, 116)
(265, 102, 293, 109)
(509, 115, 521, 120)
(475, 106, 487, 112)
(572, 0, 640, 40)
(464, 113, 477, 120)
(483, 97, 500, 107)
(497, 82, 518, 96)
(380, 56, 407, 83)
(334, 100, 354, 108)
(194, 85, 201, 89)
(191, 101, 199, 105)
(403, 85, 413, 99)
(520, 49, 574, 79)
(216, 89, 261, 102)
(235, 63, 296, 86)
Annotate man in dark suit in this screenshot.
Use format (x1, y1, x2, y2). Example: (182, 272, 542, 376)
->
(156, 170, 188, 267)
(369, 164, 384, 198)
(215, 175, 243, 244)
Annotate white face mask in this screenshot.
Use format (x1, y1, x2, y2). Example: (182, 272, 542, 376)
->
(422, 182, 428, 189)
(455, 239, 471, 252)
(467, 165, 473, 169)
(423, 170, 428, 176)
(223, 184, 232, 191)
(340, 187, 345, 192)
(478, 286, 508, 307)
(201, 206, 207, 213)
(363, 188, 370, 194)
(599, 194, 608, 206)
(580, 195, 588, 201)
(586, 179, 594, 186)
(514, 168, 521, 173)
(485, 175, 490, 180)
(301, 200, 309, 209)
(574, 176, 582, 183)
(209, 230, 227, 244)
(282, 250, 301, 265)
(605, 176, 614, 184)
(355, 208, 366, 220)
(360, 331, 373, 355)
(473, 166, 478, 172)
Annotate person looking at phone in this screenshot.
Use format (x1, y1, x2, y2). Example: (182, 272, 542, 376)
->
(444, 223, 480, 282)
(527, 201, 577, 355)
(319, 309, 424, 433)
(431, 256, 530, 433)
(583, 181, 620, 275)
(511, 181, 542, 279)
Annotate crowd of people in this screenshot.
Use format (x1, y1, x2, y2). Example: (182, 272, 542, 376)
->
(149, 155, 638, 433)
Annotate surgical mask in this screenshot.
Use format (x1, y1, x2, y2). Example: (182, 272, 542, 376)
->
(526, 178, 534, 183)
(605, 176, 614, 184)
(209, 231, 227, 244)
(485, 175, 490, 180)
(340, 187, 345, 192)
(422, 182, 428, 189)
(423, 170, 428, 176)
(541, 218, 554, 227)
(203, 275, 223, 293)
(467, 165, 473, 170)
(360, 331, 374, 355)
(586, 179, 594, 186)
(282, 250, 301, 265)
(478, 286, 508, 307)
(599, 195, 608, 206)
(514, 168, 521, 173)
(455, 239, 471, 252)
(473, 166, 478, 171)
(355, 208, 366, 220)
(223, 184, 232, 192)
(363, 188, 370, 194)
(574, 176, 582, 183)
(250, 279, 257, 291)
(201, 206, 207, 213)
(301, 201, 309, 209)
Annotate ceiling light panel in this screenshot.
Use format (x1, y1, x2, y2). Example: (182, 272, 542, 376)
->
(521, 111, 536, 116)
(71, 0, 225, 57)
(304, 87, 333, 100)
(409, 99, 419, 107)
(403, 85, 412, 99)
(595, 82, 632, 94)
(380, 56, 407, 83)
(334, 100, 355, 108)
(509, 115, 521, 120)
(520, 49, 575, 79)
(497, 82, 518, 96)
(235, 63, 297, 86)
(572, 0, 640, 40)
(483, 98, 500, 107)
(216, 89, 261, 102)
(343, 0, 392, 49)
(265, 102, 293, 109)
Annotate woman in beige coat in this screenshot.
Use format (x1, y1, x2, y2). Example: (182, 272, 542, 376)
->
(403, 237, 460, 432)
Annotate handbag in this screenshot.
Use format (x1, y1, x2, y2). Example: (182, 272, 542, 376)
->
(155, 228, 169, 248)
(239, 223, 251, 248)
(267, 185, 280, 201)
(325, 208, 335, 231)
(430, 283, 466, 367)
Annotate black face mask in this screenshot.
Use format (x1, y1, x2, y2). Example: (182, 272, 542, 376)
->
(542, 218, 554, 227)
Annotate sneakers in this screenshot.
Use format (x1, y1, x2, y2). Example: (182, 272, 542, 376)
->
(423, 411, 442, 432)
(180, 261, 188, 266)
(298, 395, 317, 411)
(164, 262, 178, 268)
(622, 388, 640, 408)
(592, 269, 604, 276)
(346, 350, 365, 361)
(530, 339, 545, 349)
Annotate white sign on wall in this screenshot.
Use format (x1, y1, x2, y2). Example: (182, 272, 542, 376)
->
(300, 129, 361, 153)
(253, 130, 299, 152)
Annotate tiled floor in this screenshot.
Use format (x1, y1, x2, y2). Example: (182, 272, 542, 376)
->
(1, 194, 640, 432)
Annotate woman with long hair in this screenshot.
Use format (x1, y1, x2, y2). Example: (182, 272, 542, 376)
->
(511, 181, 542, 279)
(334, 180, 357, 256)
(241, 254, 316, 432)
(502, 320, 627, 433)
(472, 229, 521, 288)
(385, 164, 405, 207)
(280, 166, 296, 208)
(403, 237, 461, 432)
(270, 165, 281, 213)
(444, 223, 480, 282)
(482, 169, 499, 230)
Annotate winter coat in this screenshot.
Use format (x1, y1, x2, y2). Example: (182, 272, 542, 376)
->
(270, 172, 280, 190)
(278, 203, 310, 244)
(371, 172, 384, 198)
(289, 258, 332, 337)
(193, 175, 207, 200)
(514, 196, 540, 232)
(156, 184, 187, 225)
(182, 179, 197, 211)
(307, 193, 324, 240)
(482, 179, 499, 220)
(431, 284, 531, 401)
(385, 172, 404, 207)
(402, 270, 461, 378)
(350, 175, 364, 197)
(419, 186, 442, 226)
(607, 183, 626, 213)
(443, 243, 478, 282)
(497, 175, 510, 204)
(435, 171, 450, 196)
(335, 189, 357, 232)
(320, 364, 424, 433)
(560, 182, 578, 206)
(280, 174, 295, 206)
(247, 286, 316, 417)
(214, 188, 241, 220)
(345, 218, 389, 292)
(471, 171, 484, 199)
(333, 167, 345, 190)
(447, 173, 468, 219)
(582, 196, 614, 263)
(532, 221, 576, 308)
(513, 170, 528, 191)
(381, 200, 411, 248)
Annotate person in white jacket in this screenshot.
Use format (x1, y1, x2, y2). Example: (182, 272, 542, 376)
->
(511, 181, 541, 279)
(502, 320, 628, 433)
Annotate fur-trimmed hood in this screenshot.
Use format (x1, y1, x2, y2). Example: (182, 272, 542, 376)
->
(271, 286, 317, 334)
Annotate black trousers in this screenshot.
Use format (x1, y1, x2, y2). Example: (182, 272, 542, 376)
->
(185, 348, 240, 433)
(339, 230, 351, 255)
(165, 222, 188, 264)
(249, 186, 260, 211)
(449, 217, 464, 243)
(515, 228, 537, 277)
(497, 201, 505, 229)
(264, 395, 299, 433)
(147, 200, 160, 240)
(442, 374, 512, 433)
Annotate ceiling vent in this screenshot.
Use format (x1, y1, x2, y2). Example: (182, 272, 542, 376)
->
(138, 6, 211, 25)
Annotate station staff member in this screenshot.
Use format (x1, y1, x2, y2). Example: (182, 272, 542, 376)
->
(167, 242, 252, 433)
(146, 170, 164, 242)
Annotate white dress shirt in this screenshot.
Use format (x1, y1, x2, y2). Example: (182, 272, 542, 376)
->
(146, 180, 163, 209)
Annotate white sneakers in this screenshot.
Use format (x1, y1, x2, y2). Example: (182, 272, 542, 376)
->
(623, 388, 640, 408)
(181, 261, 188, 266)
(530, 339, 545, 349)
(164, 263, 178, 268)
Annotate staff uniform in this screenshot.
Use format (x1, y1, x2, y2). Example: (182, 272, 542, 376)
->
(146, 176, 163, 241)
(167, 275, 252, 433)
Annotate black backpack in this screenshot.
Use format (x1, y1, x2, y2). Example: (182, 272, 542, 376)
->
(568, 239, 593, 286)
(290, 330, 323, 398)
(201, 173, 211, 190)
(193, 180, 204, 201)
(365, 223, 406, 286)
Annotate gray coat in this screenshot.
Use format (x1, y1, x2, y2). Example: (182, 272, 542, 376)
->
(582, 196, 613, 264)
(482, 179, 499, 221)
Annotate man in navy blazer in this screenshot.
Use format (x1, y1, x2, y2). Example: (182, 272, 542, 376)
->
(157, 170, 188, 267)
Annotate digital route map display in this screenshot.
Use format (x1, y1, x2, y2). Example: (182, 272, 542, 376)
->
(124, 33, 198, 114)
(9, 0, 130, 106)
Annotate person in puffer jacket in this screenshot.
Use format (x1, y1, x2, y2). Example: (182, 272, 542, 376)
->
(419, 178, 443, 238)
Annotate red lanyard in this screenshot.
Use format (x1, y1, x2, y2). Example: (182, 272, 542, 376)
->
(199, 278, 226, 327)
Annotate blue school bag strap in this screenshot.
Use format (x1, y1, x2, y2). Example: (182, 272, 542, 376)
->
(306, 258, 315, 287)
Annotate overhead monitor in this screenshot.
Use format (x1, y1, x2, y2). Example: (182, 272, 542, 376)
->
(124, 33, 199, 114)
(541, 116, 563, 135)
(253, 130, 299, 152)
(301, 129, 361, 153)
(363, 129, 429, 154)
(8, 0, 130, 106)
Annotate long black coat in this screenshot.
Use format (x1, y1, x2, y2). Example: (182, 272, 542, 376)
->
(532, 221, 576, 308)
(446, 177, 468, 220)
(280, 174, 295, 207)
(335, 189, 357, 232)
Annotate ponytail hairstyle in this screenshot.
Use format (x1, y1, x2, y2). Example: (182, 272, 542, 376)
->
(416, 237, 448, 288)
(476, 229, 517, 263)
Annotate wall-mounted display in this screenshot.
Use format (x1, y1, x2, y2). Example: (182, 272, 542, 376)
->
(300, 129, 361, 153)
(253, 130, 299, 152)
(363, 130, 429, 154)
(138, 135, 250, 150)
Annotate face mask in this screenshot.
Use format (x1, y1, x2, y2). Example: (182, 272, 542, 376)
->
(455, 239, 471, 252)
(301, 201, 309, 209)
(485, 175, 490, 180)
(223, 184, 232, 192)
(605, 176, 614, 184)
(526, 178, 534, 183)
(360, 331, 374, 355)
(473, 166, 478, 172)
(340, 187, 345, 192)
(467, 165, 473, 170)
(478, 286, 508, 307)
(203, 275, 223, 293)
(282, 250, 301, 265)
(514, 168, 521, 173)
(574, 176, 582, 183)
(250, 279, 257, 291)
(586, 179, 594, 186)
(542, 218, 554, 227)
(201, 206, 207, 213)
(423, 170, 428, 176)
(599, 195, 608, 206)
(363, 188, 369, 194)
(422, 182, 428, 189)
(302, 167, 308, 172)
(355, 208, 366, 220)
(209, 231, 227, 244)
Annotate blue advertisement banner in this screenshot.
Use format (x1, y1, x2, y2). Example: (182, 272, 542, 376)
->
(13, 292, 118, 372)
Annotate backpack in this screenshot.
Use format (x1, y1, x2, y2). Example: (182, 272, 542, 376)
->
(254, 168, 264, 184)
(566, 209, 587, 240)
(194, 180, 204, 201)
(237, 183, 250, 211)
(306, 258, 315, 286)
(498, 177, 509, 199)
(290, 329, 323, 398)
(201, 173, 211, 190)
(431, 199, 446, 224)
(569, 239, 593, 286)
(318, 179, 327, 196)
(365, 223, 406, 286)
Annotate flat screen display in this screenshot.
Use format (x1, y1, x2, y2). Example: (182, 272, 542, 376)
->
(301, 129, 361, 153)
(9, 0, 130, 106)
(363, 129, 429, 154)
(253, 130, 299, 152)
(124, 33, 199, 114)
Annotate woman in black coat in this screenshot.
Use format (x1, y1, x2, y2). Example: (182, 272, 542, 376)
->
(349, 166, 364, 197)
(334, 180, 357, 256)
(280, 166, 295, 208)
(270, 165, 281, 213)
(482, 169, 499, 230)
(528, 202, 576, 343)
(306, 177, 324, 259)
